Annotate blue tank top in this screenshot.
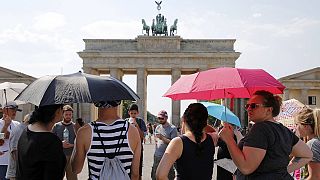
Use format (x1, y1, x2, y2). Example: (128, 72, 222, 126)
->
(176, 134, 215, 180)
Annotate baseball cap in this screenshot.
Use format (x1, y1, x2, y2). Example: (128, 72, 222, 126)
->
(3, 101, 22, 111)
(157, 110, 168, 119)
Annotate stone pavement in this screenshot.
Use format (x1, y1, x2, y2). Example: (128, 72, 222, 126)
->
(66, 137, 218, 180)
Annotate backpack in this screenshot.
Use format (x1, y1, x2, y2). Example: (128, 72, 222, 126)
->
(92, 121, 130, 180)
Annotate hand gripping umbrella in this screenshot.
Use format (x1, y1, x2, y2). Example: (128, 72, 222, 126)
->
(15, 72, 139, 106)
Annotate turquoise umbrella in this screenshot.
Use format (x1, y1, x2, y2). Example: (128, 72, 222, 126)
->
(201, 102, 241, 127)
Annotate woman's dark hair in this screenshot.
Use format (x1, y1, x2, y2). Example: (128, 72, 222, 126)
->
(253, 90, 282, 117)
(29, 104, 63, 124)
(76, 118, 84, 127)
(183, 103, 208, 156)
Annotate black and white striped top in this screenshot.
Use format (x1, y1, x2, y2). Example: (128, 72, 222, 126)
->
(87, 119, 133, 180)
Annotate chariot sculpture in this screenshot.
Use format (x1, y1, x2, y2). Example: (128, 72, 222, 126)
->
(141, 1, 178, 36)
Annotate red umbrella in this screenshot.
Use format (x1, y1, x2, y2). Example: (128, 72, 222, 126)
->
(163, 67, 285, 100)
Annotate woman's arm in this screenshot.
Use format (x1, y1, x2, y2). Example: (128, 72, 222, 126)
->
(156, 137, 183, 180)
(287, 139, 312, 173)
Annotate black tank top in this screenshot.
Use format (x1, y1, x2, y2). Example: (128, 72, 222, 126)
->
(176, 134, 215, 180)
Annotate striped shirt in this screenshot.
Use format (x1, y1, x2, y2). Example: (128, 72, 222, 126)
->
(87, 119, 134, 180)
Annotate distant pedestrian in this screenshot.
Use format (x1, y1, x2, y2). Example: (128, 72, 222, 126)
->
(125, 103, 147, 180)
(16, 104, 66, 180)
(71, 101, 141, 180)
(0, 101, 21, 180)
(151, 110, 178, 180)
(156, 103, 218, 180)
(147, 123, 154, 144)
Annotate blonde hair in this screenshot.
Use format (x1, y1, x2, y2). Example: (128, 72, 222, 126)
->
(295, 108, 320, 137)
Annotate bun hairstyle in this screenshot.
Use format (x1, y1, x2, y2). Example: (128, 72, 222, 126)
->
(295, 108, 320, 137)
(183, 103, 208, 156)
(29, 104, 63, 124)
(253, 90, 282, 117)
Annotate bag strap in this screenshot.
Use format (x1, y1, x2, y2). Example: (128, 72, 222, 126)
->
(92, 121, 128, 156)
(115, 121, 129, 153)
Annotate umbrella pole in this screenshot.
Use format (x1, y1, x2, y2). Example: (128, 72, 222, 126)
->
(4, 89, 8, 106)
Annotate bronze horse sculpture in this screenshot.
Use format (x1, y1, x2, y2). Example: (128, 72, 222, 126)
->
(170, 19, 178, 36)
(142, 19, 150, 36)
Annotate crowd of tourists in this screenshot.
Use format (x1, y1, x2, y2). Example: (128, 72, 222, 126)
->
(0, 90, 319, 180)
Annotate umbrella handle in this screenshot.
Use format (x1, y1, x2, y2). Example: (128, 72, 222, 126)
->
(3, 89, 7, 106)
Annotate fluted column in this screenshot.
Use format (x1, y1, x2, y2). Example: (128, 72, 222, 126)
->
(171, 68, 181, 127)
(136, 68, 147, 121)
(301, 89, 308, 105)
(80, 67, 98, 123)
(110, 68, 124, 117)
(110, 68, 123, 81)
(283, 89, 289, 101)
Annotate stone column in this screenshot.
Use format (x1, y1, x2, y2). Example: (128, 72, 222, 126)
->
(110, 68, 123, 81)
(283, 89, 289, 101)
(136, 68, 147, 121)
(80, 67, 99, 123)
(171, 68, 181, 127)
(110, 68, 124, 117)
(301, 89, 308, 105)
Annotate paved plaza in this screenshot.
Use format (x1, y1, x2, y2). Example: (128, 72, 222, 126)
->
(66, 136, 218, 180)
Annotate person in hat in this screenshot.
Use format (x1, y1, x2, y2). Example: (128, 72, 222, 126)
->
(151, 110, 178, 180)
(0, 101, 21, 180)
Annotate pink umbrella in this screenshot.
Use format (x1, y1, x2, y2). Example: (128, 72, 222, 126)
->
(163, 67, 285, 100)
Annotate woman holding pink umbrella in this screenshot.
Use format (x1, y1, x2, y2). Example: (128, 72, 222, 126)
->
(219, 90, 312, 179)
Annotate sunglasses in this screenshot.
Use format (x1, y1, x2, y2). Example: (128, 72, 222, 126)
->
(245, 103, 265, 110)
(157, 117, 165, 120)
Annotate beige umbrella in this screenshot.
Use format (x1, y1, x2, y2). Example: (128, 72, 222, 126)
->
(0, 82, 27, 107)
(275, 99, 306, 129)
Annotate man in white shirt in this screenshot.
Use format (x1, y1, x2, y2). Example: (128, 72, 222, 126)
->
(0, 101, 20, 180)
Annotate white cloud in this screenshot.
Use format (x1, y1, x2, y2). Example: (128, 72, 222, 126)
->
(252, 13, 262, 18)
(276, 17, 320, 37)
(81, 20, 140, 38)
(33, 12, 66, 31)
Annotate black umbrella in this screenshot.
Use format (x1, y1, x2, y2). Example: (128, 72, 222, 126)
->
(15, 72, 139, 106)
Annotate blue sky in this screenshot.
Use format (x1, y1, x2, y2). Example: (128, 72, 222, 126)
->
(1, 0, 319, 118)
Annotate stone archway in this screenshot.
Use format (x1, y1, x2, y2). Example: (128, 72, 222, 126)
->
(78, 36, 240, 126)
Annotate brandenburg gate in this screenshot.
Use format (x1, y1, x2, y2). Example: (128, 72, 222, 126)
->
(77, 2, 240, 126)
(78, 36, 240, 126)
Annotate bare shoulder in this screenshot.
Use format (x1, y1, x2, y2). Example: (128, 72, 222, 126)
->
(76, 124, 92, 144)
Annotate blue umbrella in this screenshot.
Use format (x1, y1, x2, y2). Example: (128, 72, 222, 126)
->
(201, 102, 241, 127)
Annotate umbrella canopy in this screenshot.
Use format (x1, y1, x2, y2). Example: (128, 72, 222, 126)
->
(201, 102, 241, 127)
(0, 82, 27, 106)
(275, 99, 306, 129)
(164, 67, 285, 100)
(15, 72, 139, 106)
